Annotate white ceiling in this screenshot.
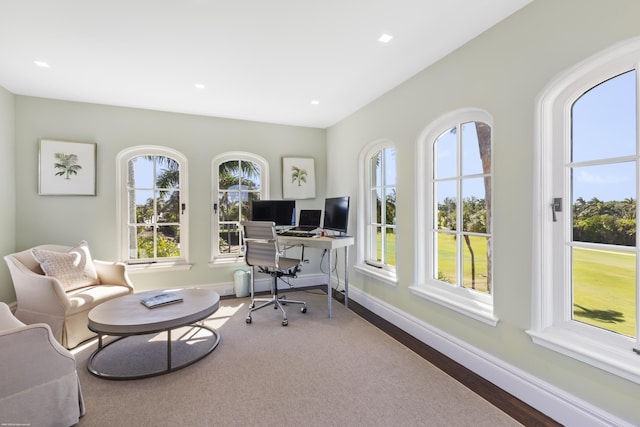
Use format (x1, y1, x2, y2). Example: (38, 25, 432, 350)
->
(0, 0, 532, 128)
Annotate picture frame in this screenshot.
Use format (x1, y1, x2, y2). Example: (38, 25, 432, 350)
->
(282, 157, 316, 199)
(39, 139, 97, 196)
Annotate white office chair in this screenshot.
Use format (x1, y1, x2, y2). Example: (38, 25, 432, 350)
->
(241, 221, 307, 326)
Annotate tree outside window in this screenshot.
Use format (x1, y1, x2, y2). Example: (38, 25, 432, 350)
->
(433, 121, 492, 294)
(211, 151, 269, 264)
(214, 157, 263, 259)
(127, 155, 181, 261)
(414, 109, 495, 324)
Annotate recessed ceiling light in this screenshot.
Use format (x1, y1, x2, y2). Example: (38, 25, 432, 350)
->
(34, 60, 50, 68)
(311, 100, 320, 105)
(378, 34, 393, 43)
(195, 83, 205, 89)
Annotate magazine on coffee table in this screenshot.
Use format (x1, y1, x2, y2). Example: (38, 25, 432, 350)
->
(140, 293, 183, 309)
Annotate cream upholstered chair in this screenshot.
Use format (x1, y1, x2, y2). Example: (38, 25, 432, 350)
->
(4, 241, 134, 348)
(0, 302, 85, 426)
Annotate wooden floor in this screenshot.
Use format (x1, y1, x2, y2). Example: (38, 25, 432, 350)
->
(332, 290, 562, 427)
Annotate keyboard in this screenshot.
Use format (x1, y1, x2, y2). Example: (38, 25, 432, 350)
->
(278, 231, 315, 237)
(288, 227, 317, 232)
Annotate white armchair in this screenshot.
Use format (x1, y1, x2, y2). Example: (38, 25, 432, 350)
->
(4, 242, 134, 349)
(0, 302, 85, 426)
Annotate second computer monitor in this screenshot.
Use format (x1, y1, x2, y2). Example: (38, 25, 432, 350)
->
(322, 196, 350, 235)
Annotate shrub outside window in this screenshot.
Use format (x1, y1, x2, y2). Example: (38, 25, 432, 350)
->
(117, 146, 189, 269)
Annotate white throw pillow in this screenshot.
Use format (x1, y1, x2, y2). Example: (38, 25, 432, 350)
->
(32, 240, 100, 291)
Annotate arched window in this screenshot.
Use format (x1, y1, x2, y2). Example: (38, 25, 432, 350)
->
(413, 108, 495, 325)
(116, 146, 189, 270)
(211, 152, 268, 263)
(529, 38, 640, 384)
(356, 140, 397, 285)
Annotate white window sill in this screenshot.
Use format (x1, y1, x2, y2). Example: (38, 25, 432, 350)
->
(208, 256, 245, 268)
(126, 260, 192, 273)
(355, 263, 398, 287)
(526, 326, 640, 384)
(409, 283, 498, 327)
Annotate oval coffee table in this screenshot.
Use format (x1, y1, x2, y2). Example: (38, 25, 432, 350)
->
(87, 288, 220, 380)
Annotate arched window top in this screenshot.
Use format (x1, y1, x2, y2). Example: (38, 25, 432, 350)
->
(212, 151, 268, 168)
(418, 108, 493, 145)
(117, 145, 187, 165)
(359, 139, 395, 159)
(536, 36, 640, 117)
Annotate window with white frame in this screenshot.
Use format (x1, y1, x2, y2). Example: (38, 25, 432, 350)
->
(529, 39, 640, 384)
(117, 146, 189, 269)
(412, 109, 496, 326)
(356, 141, 397, 285)
(211, 152, 268, 264)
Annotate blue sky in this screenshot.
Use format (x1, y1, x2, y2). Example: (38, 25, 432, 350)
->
(435, 122, 488, 203)
(130, 156, 172, 204)
(572, 70, 637, 202)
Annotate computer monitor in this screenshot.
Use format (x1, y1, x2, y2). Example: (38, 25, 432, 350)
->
(250, 200, 296, 226)
(322, 196, 350, 236)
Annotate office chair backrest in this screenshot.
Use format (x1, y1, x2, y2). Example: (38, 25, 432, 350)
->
(241, 221, 281, 268)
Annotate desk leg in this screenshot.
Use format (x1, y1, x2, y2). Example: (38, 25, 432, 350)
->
(328, 248, 333, 318)
(344, 245, 349, 309)
(167, 329, 172, 371)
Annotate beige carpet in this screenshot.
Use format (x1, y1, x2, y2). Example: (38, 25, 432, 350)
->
(73, 289, 522, 426)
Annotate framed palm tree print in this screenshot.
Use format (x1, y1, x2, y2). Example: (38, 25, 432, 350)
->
(39, 139, 97, 195)
(282, 157, 315, 199)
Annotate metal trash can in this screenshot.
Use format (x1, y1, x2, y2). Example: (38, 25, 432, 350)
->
(234, 270, 250, 297)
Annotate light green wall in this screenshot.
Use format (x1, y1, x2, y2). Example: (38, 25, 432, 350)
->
(10, 96, 326, 293)
(3, 0, 640, 422)
(327, 0, 640, 423)
(0, 86, 15, 302)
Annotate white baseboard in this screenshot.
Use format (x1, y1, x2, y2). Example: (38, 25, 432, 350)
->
(196, 273, 328, 298)
(348, 287, 632, 427)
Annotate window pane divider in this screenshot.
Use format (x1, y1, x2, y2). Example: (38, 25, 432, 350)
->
(569, 155, 636, 167)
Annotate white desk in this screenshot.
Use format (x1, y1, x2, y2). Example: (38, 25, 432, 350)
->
(277, 234, 354, 318)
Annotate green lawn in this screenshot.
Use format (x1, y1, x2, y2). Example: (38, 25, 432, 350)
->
(436, 239, 636, 337)
(573, 247, 636, 337)
(375, 231, 397, 266)
(437, 234, 489, 293)
(382, 233, 636, 337)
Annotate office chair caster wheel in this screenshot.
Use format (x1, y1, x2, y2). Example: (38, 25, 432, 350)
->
(249, 303, 254, 309)
(282, 319, 288, 326)
(301, 307, 307, 313)
(246, 316, 252, 324)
